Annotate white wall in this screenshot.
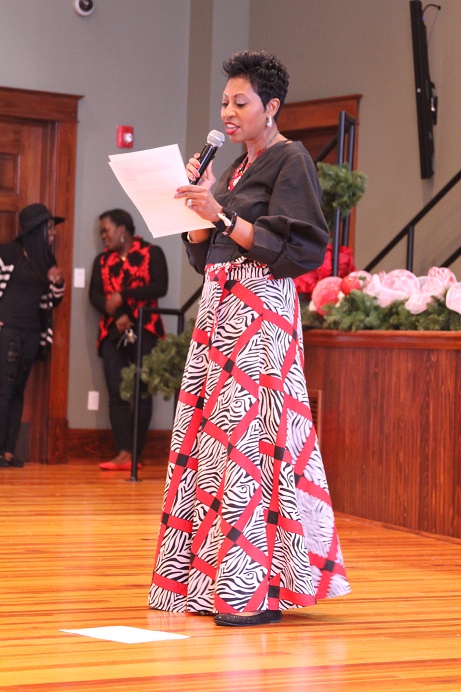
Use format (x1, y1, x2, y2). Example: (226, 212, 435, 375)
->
(249, 0, 461, 276)
(180, 0, 250, 310)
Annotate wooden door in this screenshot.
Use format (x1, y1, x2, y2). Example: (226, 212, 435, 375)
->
(0, 87, 81, 463)
(0, 120, 55, 242)
(278, 94, 362, 247)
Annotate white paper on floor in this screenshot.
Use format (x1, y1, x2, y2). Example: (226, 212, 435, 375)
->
(61, 625, 189, 643)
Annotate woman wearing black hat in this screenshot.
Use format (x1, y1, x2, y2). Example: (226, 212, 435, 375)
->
(0, 203, 65, 468)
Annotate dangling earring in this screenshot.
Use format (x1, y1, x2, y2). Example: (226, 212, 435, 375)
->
(267, 115, 273, 128)
(121, 233, 125, 244)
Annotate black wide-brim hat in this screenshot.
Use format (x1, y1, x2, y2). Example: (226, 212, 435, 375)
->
(19, 203, 65, 236)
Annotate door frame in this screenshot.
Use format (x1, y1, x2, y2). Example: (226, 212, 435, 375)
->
(278, 93, 362, 248)
(0, 86, 82, 463)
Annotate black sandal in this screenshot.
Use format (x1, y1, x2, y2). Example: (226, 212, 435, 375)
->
(6, 456, 24, 467)
(214, 610, 282, 627)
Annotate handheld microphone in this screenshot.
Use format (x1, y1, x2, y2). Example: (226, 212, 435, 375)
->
(189, 130, 225, 184)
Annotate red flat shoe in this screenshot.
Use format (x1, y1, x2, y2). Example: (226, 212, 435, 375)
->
(98, 460, 141, 471)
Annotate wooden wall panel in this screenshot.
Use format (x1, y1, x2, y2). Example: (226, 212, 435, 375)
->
(67, 429, 172, 465)
(303, 329, 461, 539)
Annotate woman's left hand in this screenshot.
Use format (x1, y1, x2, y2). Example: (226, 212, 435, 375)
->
(175, 184, 222, 223)
(115, 314, 132, 333)
(47, 265, 64, 284)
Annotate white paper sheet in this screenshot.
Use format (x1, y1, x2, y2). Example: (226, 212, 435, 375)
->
(61, 625, 189, 644)
(109, 144, 214, 238)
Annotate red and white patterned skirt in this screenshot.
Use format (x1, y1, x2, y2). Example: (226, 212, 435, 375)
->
(148, 259, 350, 614)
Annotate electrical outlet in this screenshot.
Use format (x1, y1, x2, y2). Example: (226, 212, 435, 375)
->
(87, 391, 99, 411)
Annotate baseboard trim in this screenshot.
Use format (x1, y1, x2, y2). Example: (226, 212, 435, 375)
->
(67, 429, 171, 464)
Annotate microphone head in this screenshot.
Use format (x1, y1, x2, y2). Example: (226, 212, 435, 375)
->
(207, 130, 225, 148)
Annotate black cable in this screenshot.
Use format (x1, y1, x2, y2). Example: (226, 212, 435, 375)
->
(422, 4, 441, 16)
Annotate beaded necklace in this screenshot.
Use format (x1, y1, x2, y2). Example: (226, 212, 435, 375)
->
(228, 131, 279, 191)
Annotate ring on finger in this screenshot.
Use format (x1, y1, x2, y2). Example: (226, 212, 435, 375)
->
(186, 198, 193, 208)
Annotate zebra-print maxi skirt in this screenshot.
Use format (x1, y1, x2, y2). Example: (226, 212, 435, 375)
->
(148, 259, 350, 614)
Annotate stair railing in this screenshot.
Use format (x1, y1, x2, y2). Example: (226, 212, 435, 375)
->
(314, 111, 358, 275)
(364, 167, 461, 273)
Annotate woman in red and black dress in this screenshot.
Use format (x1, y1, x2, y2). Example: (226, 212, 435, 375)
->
(89, 209, 168, 470)
(148, 51, 350, 625)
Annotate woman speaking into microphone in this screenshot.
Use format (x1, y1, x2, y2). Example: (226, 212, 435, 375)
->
(148, 50, 350, 626)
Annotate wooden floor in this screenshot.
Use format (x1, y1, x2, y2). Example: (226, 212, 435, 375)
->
(1, 461, 460, 691)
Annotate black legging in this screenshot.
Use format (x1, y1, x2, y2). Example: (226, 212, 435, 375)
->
(0, 327, 41, 456)
(100, 330, 158, 457)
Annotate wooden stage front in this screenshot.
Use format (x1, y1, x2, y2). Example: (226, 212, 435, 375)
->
(1, 461, 460, 691)
(303, 329, 461, 540)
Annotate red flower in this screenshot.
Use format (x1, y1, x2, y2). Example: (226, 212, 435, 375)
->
(340, 274, 362, 295)
(294, 243, 356, 297)
(312, 277, 343, 316)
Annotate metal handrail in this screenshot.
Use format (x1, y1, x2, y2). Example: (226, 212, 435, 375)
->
(149, 284, 203, 334)
(314, 111, 357, 275)
(364, 167, 461, 273)
(128, 285, 202, 481)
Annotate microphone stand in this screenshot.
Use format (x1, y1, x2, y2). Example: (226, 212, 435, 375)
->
(127, 307, 143, 483)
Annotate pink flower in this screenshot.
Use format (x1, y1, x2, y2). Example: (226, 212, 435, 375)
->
(382, 269, 420, 297)
(363, 270, 422, 308)
(405, 293, 433, 314)
(428, 267, 457, 289)
(446, 283, 461, 315)
(363, 274, 409, 307)
(362, 274, 383, 298)
(311, 276, 343, 316)
(347, 270, 372, 288)
(376, 287, 409, 308)
(418, 276, 445, 299)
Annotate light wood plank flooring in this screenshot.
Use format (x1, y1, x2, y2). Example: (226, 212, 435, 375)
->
(0, 461, 460, 691)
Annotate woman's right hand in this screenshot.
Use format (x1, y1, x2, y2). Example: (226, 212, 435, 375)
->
(105, 292, 123, 315)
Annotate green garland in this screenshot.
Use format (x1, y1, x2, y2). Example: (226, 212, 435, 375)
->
(120, 325, 193, 402)
(316, 162, 367, 230)
(301, 290, 461, 331)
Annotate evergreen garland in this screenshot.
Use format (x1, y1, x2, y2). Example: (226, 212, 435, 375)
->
(316, 162, 367, 230)
(302, 290, 461, 332)
(120, 325, 193, 402)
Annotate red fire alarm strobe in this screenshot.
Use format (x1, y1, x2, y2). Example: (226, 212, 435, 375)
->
(116, 125, 134, 148)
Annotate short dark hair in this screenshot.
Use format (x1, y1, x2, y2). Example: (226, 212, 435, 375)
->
(222, 50, 289, 120)
(99, 208, 135, 235)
